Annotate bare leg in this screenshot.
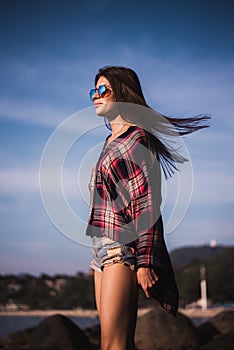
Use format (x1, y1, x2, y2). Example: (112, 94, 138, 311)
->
(94, 269, 102, 316)
(98, 263, 138, 350)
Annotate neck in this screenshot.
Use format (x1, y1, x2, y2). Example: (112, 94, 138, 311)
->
(109, 115, 131, 138)
(104, 115, 135, 144)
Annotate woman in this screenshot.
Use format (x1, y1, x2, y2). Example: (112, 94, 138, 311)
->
(86, 66, 210, 350)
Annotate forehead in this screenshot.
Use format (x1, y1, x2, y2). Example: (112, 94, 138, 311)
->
(96, 76, 111, 88)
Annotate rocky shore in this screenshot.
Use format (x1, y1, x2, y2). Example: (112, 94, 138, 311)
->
(0, 308, 99, 318)
(0, 306, 223, 318)
(0, 306, 233, 349)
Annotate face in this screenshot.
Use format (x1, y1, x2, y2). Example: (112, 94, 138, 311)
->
(92, 76, 115, 116)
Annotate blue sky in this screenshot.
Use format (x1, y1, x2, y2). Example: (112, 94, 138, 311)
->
(0, 0, 233, 275)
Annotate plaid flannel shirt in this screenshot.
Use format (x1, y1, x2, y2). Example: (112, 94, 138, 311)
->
(86, 126, 178, 315)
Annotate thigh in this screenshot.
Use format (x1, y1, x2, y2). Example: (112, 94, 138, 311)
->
(94, 270, 102, 315)
(100, 263, 138, 342)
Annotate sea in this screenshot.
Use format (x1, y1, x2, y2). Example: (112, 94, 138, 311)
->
(0, 315, 100, 339)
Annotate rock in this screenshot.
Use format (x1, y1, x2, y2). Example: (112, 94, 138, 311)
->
(209, 310, 234, 334)
(135, 305, 200, 350)
(200, 329, 234, 350)
(27, 314, 96, 350)
(0, 327, 34, 348)
(197, 321, 220, 345)
(197, 309, 234, 346)
(84, 324, 101, 348)
(0, 314, 97, 349)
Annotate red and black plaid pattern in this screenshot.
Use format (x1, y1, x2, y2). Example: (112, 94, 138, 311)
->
(86, 126, 178, 315)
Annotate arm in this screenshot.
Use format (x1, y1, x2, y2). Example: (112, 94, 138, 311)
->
(105, 139, 162, 296)
(127, 161, 161, 297)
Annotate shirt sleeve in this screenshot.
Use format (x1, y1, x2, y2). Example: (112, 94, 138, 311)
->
(128, 158, 161, 268)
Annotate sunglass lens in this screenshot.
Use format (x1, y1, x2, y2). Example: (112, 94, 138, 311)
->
(98, 85, 106, 96)
(89, 89, 96, 101)
(89, 85, 111, 101)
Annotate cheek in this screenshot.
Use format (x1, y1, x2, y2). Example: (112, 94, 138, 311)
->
(108, 95, 116, 103)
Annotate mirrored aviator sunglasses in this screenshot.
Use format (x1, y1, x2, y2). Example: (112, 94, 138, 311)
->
(89, 85, 112, 101)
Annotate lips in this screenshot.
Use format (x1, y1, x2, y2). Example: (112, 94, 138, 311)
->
(94, 103, 102, 108)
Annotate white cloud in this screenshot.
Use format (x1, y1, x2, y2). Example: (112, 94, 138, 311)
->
(17, 241, 51, 254)
(167, 219, 234, 249)
(0, 252, 91, 275)
(0, 167, 39, 195)
(0, 203, 21, 213)
(0, 99, 69, 128)
(0, 57, 96, 127)
(1, 52, 234, 131)
(192, 170, 234, 204)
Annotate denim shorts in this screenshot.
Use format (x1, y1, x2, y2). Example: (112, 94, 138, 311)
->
(90, 236, 137, 273)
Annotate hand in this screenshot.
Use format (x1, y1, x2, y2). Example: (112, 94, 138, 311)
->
(137, 267, 159, 298)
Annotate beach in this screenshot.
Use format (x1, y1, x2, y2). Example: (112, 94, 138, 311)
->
(179, 306, 226, 318)
(0, 306, 225, 318)
(0, 308, 99, 318)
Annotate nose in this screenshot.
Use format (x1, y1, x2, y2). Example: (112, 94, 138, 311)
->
(92, 90, 100, 101)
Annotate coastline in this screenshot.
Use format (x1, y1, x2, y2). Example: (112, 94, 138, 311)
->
(0, 309, 99, 318)
(1, 307, 232, 349)
(0, 307, 152, 319)
(0, 307, 225, 319)
(179, 306, 226, 318)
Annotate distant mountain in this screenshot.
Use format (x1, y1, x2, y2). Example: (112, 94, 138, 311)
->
(169, 246, 234, 305)
(170, 245, 230, 269)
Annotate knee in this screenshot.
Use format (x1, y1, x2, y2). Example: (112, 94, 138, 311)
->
(101, 335, 126, 350)
(101, 335, 113, 350)
(101, 341, 135, 350)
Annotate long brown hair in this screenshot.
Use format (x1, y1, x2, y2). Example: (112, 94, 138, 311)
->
(95, 66, 211, 178)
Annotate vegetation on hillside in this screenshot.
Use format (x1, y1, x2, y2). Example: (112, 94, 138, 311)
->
(174, 246, 234, 306)
(0, 246, 233, 310)
(0, 272, 96, 310)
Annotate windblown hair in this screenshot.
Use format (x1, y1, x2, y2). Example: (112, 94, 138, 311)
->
(95, 66, 211, 178)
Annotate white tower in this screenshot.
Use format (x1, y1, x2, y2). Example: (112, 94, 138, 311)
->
(200, 264, 208, 310)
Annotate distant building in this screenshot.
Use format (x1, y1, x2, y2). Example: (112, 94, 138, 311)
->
(0, 299, 29, 312)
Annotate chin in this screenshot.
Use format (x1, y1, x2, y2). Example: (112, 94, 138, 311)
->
(95, 108, 105, 117)
(95, 105, 109, 117)
(96, 102, 117, 119)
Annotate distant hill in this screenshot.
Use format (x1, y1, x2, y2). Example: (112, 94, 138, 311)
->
(170, 245, 234, 305)
(0, 245, 233, 309)
(170, 245, 229, 269)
